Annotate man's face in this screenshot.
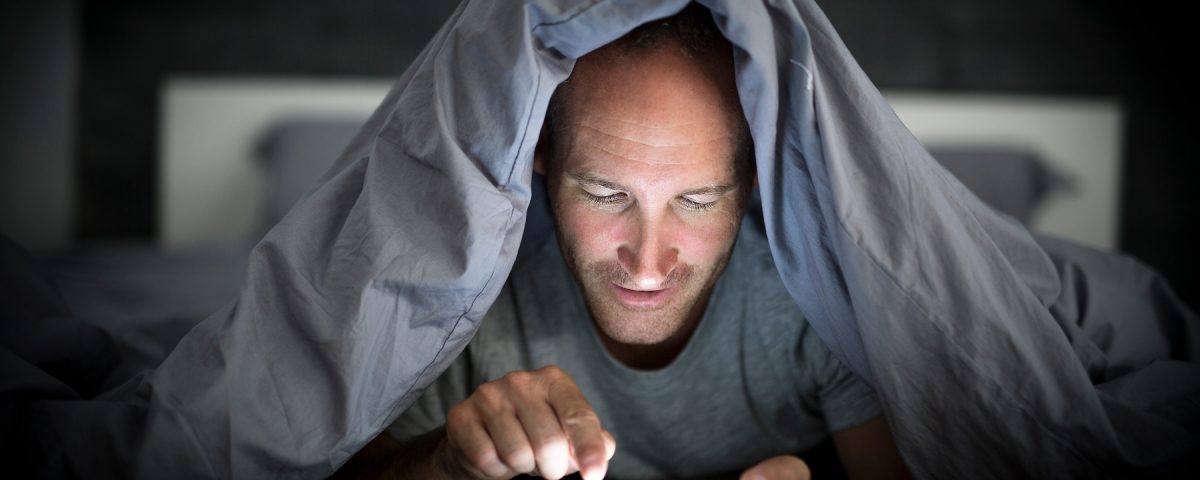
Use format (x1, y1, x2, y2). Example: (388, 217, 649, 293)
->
(536, 42, 749, 348)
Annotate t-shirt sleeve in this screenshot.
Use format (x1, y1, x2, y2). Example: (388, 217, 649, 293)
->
(385, 284, 518, 442)
(384, 345, 476, 442)
(797, 324, 884, 432)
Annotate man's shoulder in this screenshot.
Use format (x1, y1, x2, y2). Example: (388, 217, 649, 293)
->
(729, 220, 778, 274)
(478, 236, 572, 339)
(724, 220, 795, 307)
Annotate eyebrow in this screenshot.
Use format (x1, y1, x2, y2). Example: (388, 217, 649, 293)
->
(681, 184, 738, 196)
(567, 172, 627, 191)
(566, 171, 738, 196)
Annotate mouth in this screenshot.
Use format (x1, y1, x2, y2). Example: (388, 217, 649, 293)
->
(612, 284, 674, 310)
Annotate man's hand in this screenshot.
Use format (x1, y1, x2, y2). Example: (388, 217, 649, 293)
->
(739, 455, 811, 480)
(439, 365, 616, 480)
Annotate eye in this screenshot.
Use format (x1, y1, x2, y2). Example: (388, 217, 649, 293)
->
(585, 191, 627, 205)
(580, 185, 628, 206)
(679, 195, 719, 211)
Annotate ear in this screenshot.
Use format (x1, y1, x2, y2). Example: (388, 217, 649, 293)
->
(533, 124, 548, 176)
(534, 143, 547, 176)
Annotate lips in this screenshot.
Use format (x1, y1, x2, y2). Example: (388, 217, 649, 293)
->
(612, 284, 674, 309)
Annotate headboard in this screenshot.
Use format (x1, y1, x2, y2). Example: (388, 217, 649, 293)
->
(159, 76, 391, 248)
(159, 77, 1121, 250)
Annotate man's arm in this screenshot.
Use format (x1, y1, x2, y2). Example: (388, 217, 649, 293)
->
(831, 416, 910, 480)
(333, 365, 615, 480)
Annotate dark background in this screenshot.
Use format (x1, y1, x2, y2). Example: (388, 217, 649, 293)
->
(2, 0, 1195, 307)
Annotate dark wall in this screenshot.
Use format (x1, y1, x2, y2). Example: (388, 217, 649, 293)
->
(76, 0, 1197, 306)
(817, 0, 1197, 307)
(77, 0, 459, 239)
(1, 0, 76, 251)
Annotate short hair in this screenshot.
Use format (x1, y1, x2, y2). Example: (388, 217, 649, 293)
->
(608, 2, 729, 60)
(542, 3, 754, 197)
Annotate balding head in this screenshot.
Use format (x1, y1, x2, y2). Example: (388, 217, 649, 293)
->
(533, 4, 755, 369)
(541, 4, 753, 196)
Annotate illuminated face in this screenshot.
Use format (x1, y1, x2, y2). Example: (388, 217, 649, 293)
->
(536, 41, 749, 349)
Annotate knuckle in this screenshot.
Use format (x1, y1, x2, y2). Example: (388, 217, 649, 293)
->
(463, 446, 503, 474)
(472, 382, 509, 411)
(560, 407, 600, 427)
(496, 444, 534, 471)
(538, 364, 567, 379)
(475, 380, 502, 399)
(501, 370, 533, 387)
(445, 403, 474, 428)
(470, 378, 536, 417)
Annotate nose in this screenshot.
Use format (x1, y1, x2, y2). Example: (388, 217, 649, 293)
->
(617, 212, 679, 290)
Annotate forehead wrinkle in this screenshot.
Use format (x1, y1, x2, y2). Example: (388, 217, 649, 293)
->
(582, 140, 709, 167)
(573, 120, 736, 149)
(582, 114, 729, 131)
(567, 128, 737, 169)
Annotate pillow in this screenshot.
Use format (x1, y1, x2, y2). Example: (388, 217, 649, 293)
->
(926, 145, 1074, 224)
(255, 117, 366, 235)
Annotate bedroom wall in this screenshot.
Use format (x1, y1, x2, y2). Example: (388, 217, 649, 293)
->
(818, 0, 1197, 308)
(75, 0, 459, 241)
(0, 0, 76, 252)
(63, 0, 1199, 306)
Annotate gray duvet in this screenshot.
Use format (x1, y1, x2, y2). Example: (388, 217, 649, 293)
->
(3, 0, 1198, 478)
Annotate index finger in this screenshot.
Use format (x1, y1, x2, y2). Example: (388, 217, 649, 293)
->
(547, 376, 610, 480)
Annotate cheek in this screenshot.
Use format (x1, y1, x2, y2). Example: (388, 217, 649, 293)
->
(672, 214, 739, 264)
(556, 203, 626, 260)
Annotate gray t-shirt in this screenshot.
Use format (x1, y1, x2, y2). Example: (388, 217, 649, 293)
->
(387, 222, 881, 479)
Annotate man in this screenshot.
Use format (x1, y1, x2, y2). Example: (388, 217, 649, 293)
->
(340, 6, 909, 479)
(4, 1, 1194, 477)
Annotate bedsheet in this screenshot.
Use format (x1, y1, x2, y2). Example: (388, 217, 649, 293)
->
(2, 0, 1197, 477)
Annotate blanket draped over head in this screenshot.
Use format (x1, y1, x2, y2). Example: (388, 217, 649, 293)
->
(7, 0, 1199, 477)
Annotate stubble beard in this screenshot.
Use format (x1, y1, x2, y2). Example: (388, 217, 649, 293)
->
(555, 229, 736, 346)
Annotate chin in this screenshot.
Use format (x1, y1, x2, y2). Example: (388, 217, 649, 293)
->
(588, 299, 691, 346)
(574, 264, 726, 348)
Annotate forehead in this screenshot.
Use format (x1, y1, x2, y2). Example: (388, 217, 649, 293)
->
(553, 42, 742, 183)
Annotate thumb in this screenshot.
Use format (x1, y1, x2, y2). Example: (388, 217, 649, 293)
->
(574, 429, 616, 480)
(739, 455, 811, 480)
(602, 428, 617, 461)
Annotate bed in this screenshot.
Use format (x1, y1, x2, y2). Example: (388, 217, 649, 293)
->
(3, 58, 1156, 476)
(36, 79, 1123, 375)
